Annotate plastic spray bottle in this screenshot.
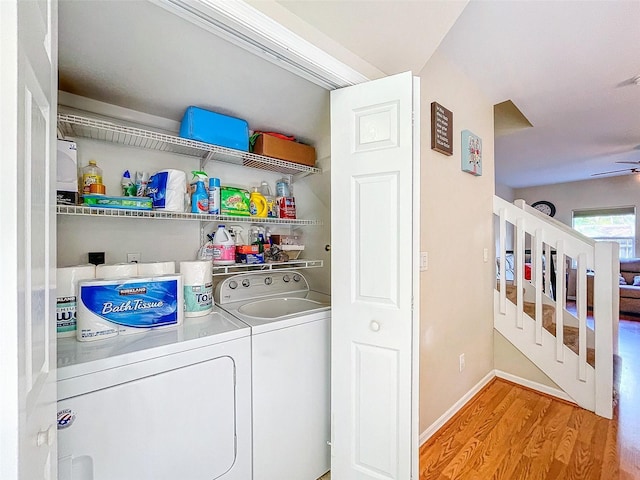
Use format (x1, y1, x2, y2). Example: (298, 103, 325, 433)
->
(121, 170, 136, 196)
(191, 171, 209, 214)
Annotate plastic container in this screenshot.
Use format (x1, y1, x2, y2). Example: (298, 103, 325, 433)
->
(208, 178, 221, 214)
(249, 187, 268, 217)
(275, 177, 291, 197)
(260, 181, 277, 218)
(179, 106, 249, 151)
(81, 160, 103, 196)
(212, 224, 236, 265)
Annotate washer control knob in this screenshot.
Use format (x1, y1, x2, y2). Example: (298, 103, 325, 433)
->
(293, 274, 301, 282)
(229, 281, 238, 290)
(242, 279, 251, 288)
(370, 320, 381, 332)
(264, 276, 273, 285)
(283, 274, 291, 283)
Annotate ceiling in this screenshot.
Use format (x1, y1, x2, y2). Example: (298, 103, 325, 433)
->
(275, 0, 640, 189)
(58, 1, 640, 190)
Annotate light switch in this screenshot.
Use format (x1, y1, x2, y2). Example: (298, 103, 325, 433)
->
(483, 248, 489, 262)
(420, 252, 428, 271)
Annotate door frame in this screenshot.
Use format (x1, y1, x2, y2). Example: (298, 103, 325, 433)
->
(0, 3, 21, 475)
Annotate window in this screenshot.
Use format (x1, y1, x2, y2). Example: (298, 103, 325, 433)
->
(572, 207, 636, 258)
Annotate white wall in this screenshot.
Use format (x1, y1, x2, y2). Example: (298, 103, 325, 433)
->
(418, 52, 496, 433)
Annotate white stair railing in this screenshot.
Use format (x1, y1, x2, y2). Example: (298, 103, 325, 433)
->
(494, 196, 617, 419)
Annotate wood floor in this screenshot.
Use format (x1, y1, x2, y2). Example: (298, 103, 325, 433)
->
(419, 319, 640, 480)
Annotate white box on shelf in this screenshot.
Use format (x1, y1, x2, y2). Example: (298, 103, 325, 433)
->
(57, 139, 78, 205)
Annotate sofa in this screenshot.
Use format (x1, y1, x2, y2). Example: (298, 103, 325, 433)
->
(587, 258, 640, 315)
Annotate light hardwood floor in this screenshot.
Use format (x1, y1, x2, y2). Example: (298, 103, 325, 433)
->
(419, 319, 640, 480)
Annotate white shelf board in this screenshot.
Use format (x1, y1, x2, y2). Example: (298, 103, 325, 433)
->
(212, 260, 323, 276)
(56, 205, 323, 226)
(57, 113, 322, 177)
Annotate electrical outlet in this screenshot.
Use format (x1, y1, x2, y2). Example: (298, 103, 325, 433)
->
(459, 353, 465, 372)
(127, 253, 141, 263)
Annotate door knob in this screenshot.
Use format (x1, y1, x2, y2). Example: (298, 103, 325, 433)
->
(370, 320, 380, 332)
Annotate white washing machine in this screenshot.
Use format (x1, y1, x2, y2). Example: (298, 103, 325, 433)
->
(214, 271, 331, 480)
(56, 308, 251, 480)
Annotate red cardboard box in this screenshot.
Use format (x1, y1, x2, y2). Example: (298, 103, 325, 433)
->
(253, 133, 316, 167)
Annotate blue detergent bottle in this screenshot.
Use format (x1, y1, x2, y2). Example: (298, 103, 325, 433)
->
(191, 171, 209, 214)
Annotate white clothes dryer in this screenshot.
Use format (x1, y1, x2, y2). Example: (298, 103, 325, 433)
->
(214, 271, 331, 480)
(56, 308, 251, 480)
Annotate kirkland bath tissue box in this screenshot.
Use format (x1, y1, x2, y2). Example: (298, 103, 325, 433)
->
(57, 140, 78, 205)
(76, 275, 184, 342)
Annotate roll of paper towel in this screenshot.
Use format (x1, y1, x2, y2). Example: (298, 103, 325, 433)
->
(56, 264, 96, 338)
(137, 261, 176, 276)
(147, 169, 187, 212)
(180, 260, 212, 317)
(96, 263, 138, 279)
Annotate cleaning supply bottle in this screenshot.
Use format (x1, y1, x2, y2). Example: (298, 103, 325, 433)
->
(197, 233, 215, 261)
(190, 171, 209, 214)
(249, 187, 268, 217)
(212, 224, 236, 265)
(121, 170, 136, 196)
(260, 180, 277, 218)
(82, 160, 103, 196)
(208, 177, 220, 215)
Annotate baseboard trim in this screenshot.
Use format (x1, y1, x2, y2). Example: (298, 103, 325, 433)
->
(419, 371, 495, 446)
(419, 369, 575, 446)
(494, 370, 574, 403)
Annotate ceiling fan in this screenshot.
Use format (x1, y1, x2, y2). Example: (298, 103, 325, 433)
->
(591, 160, 640, 177)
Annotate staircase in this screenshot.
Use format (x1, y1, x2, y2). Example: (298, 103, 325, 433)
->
(494, 197, 619, 419)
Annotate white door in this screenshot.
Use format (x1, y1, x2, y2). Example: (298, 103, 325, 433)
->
(0, 1, 58, 479)
(330, 71, 420, 479)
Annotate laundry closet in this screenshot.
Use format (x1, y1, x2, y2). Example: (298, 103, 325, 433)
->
(55, 1, 334, 479)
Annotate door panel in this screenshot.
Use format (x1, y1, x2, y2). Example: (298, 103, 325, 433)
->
(0, 1, 57, 478)
(354, 173, 399, 305)
(330, 71, 418, 480)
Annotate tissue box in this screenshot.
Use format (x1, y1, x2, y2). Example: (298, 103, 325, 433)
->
(179, 106, 249, 151)
(57, 140, 78, 205)
(252, 133, 316, 167)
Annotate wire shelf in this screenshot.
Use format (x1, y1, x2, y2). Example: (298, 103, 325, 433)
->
(56, 205, 323, 226)
(212, 260, 323, 276)
(57, 113, 322, 177)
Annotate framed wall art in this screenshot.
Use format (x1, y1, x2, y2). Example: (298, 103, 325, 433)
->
(461, 130, 482, 176)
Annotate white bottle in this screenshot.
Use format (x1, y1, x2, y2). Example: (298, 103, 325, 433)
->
(212, 224, 236, 265)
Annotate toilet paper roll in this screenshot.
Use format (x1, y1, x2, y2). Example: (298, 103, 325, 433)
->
(56, 264, 96, 338)
(179, 260, 213, 317)
(96, 263, 138, 280)
(137, 261, 176, 276)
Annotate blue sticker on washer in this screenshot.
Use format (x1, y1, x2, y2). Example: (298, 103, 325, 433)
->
(57, 409, 76, 430)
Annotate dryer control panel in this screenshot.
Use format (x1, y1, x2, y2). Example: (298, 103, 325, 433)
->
(215, 271, 308, 305)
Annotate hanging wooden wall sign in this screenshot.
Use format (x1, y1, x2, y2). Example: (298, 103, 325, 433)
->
(430, 102, 453, 156)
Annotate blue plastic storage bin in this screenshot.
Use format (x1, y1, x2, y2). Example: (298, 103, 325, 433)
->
(179, 106, 249, 151)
